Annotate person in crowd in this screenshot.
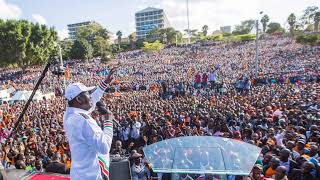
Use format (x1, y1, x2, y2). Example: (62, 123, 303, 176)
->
(131, 152, 151, 180)
(274, 166, 288, 180)
(111, 140, 126, 156)
(263, 157, 280, 178)
(63, 68, 116, 179)
(279, 148, 298, 178)
(0, 36, 319, 180)
(45, 153, 69, 174)
(244, 164, 264, 180)
(0, 151, 7, 180)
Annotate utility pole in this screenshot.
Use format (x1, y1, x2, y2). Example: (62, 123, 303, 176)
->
(255, 11, 263, 77)
(175, 34, 178, 46)
(55, 43, 66, 91)
(187, 0, 190, 44)
(255, 19, 259, 77)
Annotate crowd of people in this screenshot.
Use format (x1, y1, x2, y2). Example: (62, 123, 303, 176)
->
(0, 35, 319, 180)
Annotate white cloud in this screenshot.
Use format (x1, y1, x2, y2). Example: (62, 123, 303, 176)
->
(157, 0, 259, 32)
(32, 14, 47, 24)
(0, 0, 22, 19)
(57, 29, 69, 40)
(146, 0, 318, 33)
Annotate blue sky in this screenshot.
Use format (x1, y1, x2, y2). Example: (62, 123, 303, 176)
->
(0, 0, 318, 39)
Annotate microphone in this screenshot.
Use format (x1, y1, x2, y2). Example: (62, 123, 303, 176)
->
(96, 101, 121, 127)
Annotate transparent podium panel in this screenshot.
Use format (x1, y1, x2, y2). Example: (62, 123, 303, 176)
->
(143, 136, 261, 176)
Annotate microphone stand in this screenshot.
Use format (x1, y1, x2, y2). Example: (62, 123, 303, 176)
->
(9, 62, 52, 139)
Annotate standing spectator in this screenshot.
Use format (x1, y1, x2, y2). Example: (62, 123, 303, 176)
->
(111, 140, 126, 156)
(263, 157, 280, 178)
(279, 148, 298, 178)
(195, 72, 201, 89)
(202, 72, 208, 89)
(244, 164, 264, 180)
(208, 70, 217, 90)
(45, 153, 69, 174)
(274, 166, 288, 180)
(130, 120, 142, 147)
(292, 161, 317, 180)
(131, 152, 151, 180)
(0, 151, 7, 180)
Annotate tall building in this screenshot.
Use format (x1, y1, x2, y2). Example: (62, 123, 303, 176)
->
(67, 21, 95, 40)
(220, 26, 232, 33)
(135, 7, 171, 39)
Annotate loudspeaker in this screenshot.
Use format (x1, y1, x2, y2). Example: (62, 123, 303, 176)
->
(109, 159, 131, 180)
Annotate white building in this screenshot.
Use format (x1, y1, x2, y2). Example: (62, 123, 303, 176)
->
(67, 21, 95, 40)
(135, 7, 171, 39)
(220, 26, 232, 33)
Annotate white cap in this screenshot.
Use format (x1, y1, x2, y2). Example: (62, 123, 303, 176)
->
(64, 82, 95, 101)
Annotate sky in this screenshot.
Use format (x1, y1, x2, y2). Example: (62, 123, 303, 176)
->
(0, 0, 318, 39)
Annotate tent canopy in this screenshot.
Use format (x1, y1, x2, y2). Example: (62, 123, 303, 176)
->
(10, 91, 42, 101)
(0, 89, 10, 99)
(143, 136, 261, 176)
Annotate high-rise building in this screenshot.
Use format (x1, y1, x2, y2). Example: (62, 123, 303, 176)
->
(135, 7, 171, 39)
(220, 26, 232, 33)
(67, 21, 95, 40)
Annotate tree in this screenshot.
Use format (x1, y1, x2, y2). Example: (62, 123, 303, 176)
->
(296, 34, 320, 46)
(60, 39, 73, 60)
(92, 36, 110, 57)
(146, 28, 181, 44)
(260, 15, 270, 33)
(76, 23, 111, 57)
(116, 31, 122, 49)
(0, 20, 30, 69)
(70, 39, 93, 61)
(266, 22, 284, 34)
(26, 24, 58, 66)
(76, 23, 109, 43)
(302, 6, 320, 32)
(147, 28, 161, 40)
(232, 19, 255, 35)
(305, 24, 314, 32)
(202, 25, 209, 36)
(142, 40, 164, 52)
(128, 32, 136, 49)
(315, 12, 320, 32)
(184, 29, 198, 37)
(161, 28, 182, 44)
(0, 20, 57, 71)
(287, 13, 297, 36)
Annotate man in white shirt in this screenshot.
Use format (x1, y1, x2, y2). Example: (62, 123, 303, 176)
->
(208, 70, 217, 90)
(131, 121, 141, 140)
(63, 68, 116, 180)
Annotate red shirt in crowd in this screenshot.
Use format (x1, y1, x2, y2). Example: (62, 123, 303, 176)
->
(202, 73, 208, 83)
(195, 73, 201, 83)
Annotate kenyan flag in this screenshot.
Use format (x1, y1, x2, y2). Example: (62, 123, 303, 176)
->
(98, 155, 110, 177)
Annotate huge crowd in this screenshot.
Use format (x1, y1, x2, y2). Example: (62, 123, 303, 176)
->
(0, 35, 319, 180)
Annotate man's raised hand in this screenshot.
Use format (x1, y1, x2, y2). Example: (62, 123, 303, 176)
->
(104, 67, 117, 84)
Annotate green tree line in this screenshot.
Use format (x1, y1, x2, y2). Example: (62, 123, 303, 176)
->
(0, 19, 58, 71)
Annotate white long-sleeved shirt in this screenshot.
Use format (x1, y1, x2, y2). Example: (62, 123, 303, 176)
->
(63, 84, 113, 180)
(208, 72, 216, 82)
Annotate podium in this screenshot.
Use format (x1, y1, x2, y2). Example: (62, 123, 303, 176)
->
(109, 159, 131, 180)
